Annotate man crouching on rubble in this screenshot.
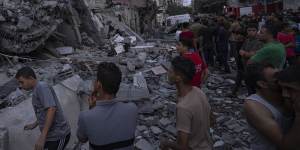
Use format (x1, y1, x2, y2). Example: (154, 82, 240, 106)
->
(160, 56, 212, 150)
(16, 67, 71, 150)
(76, 62, 138, 149)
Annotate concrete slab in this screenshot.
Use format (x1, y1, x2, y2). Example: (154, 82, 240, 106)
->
(0, 84, 83, 150)
(116, 83, 150, 102)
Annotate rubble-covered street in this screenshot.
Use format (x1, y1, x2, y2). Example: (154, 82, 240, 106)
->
(2, 0, 293, 150)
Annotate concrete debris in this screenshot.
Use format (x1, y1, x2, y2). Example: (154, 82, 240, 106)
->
(214, 140, 225, 148)
(150, 126, 162, 135)
(17, 16, 33, 30)
(0, 126, 9, 150)
(135, 139, 154, 150)
(60, 75, 83, 92)
(133, 72, 148, 89)
(151, 66, 167, 75)
(0, 25, 255, 150)
(116, 83, 150, 102)
(114, 44, 125, 54)
(6, 88, 27, 106)
(159, 118, 172, 126)
(56, 47, 75, 55)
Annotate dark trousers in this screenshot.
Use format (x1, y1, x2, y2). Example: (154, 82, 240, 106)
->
(216, 44, 230, 72)
(203, 47, 215, 66)
(233, 42, 244, 93)
(44, 133, 71, 150)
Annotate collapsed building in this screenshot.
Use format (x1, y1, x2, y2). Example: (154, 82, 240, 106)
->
(0, 0, 104, 54)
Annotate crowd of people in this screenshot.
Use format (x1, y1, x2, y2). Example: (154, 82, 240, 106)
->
(13, 11, 300, 150)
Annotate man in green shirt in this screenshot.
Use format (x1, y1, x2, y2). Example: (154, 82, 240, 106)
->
(248, 25, 286, 69)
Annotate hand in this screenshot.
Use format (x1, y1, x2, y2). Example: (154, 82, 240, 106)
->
(24, 122, 38, 130)
(35, 134, 46, 150)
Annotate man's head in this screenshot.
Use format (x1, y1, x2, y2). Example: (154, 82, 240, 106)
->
(246, 24, 258, 38)
(276, 65, 300, 102)
(168, 56, 195, 85)
(94, 62, 122, 96)
(176, 37, 193, 54)
(15, 67, 37, 91)
(182, 22, 190, 29)
(258, 25, 275, 42)
(194, 17, 200, 23)
(246, 63, 280, 92)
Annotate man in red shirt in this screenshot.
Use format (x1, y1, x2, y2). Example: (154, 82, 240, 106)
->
(277, 22, 296, 66)
(180, 22, 197, 52)
(176, 38, 208, 87)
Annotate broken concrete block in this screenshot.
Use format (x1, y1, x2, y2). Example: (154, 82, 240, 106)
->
(113, 34, 125, 43)
(56, 47, 75, 55)
(129, 36, 137, 45)
(150, 126, 162, 135)
(133, 72, 147, 89)
(0, 14, 5, 22)
(165, 125, 177, 136)
(6, 88, 27, 106)
(0, 126, 9, 150)
(130, 45, 155, 53)
(42, 1, 58, 8)
(0, 78, 19, 99)
(137, 52, 147, 64)
(159, 118, 172, 126)
(213, 140, 225, 148)
(151, 66, 167, 75)
(127, 61, 136, 72)
(116, 83, 150, 102)
(114, 44, 125, 54)
(135, 139, 154, 150)
(60, 75, 83, 92)
(17, 16, 33, 30)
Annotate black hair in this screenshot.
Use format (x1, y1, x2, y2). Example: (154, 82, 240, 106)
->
(261, 25, 277, 38)
(194, 17, 200, 22)
(15, 66, 36, 79)
(179, 37, 194, 49)
(171, 56, 195, 84)
(182, 22, 190, 29)
(245, 63, 275, 90)
(281, 22, 290, 31)
(247, 23, 258, 30)
(97, 62, 122, 95)
(275, 65, 300, 85)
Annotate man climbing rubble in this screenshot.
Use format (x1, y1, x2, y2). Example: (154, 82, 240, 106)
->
(77, 62, 138, 150)
(16, 67, 71, 150)
(160, 56, 212, 150)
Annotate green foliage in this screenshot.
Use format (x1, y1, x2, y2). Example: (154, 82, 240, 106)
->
(166, 4, 192, 16)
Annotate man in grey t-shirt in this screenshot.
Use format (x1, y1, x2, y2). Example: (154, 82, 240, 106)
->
(77, 62, 137, 150)
(16, 67, 71, 150)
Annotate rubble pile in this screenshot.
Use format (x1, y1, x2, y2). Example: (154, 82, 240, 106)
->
(0, 39, 255, 149)
(0, 0, 66, 53)
(0, 0, 108, 54)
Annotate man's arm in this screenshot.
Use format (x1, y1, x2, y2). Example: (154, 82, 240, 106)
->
(285, 42, 296, 48)
(35, 107, 57, 150)
(244, 100, 283, 146)
(77, 113, 88, 143)
(161, 131, 190, 150)
(41, 107, 56, 137)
